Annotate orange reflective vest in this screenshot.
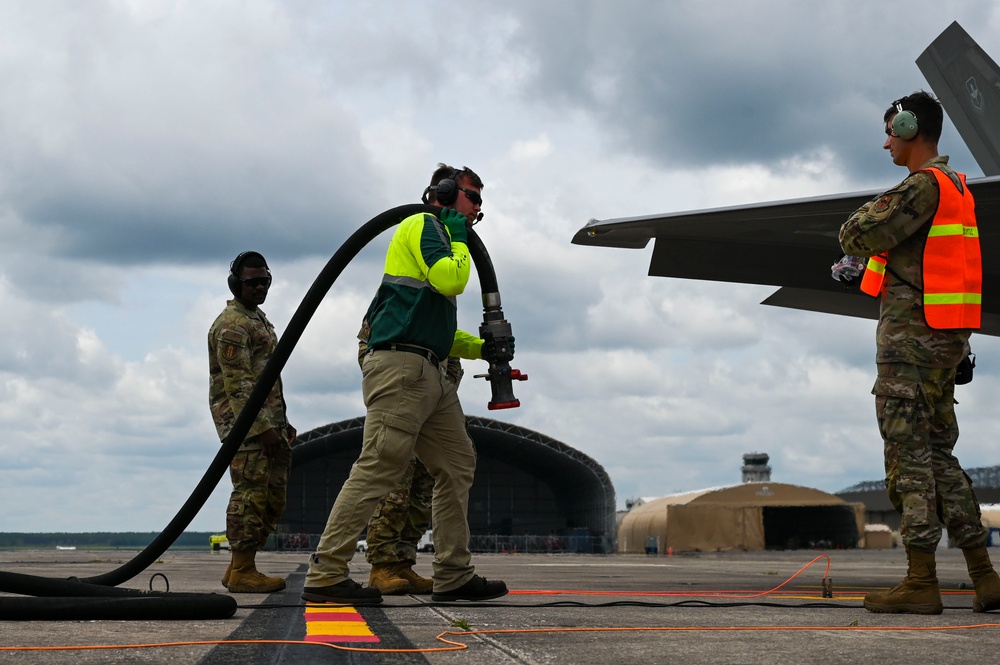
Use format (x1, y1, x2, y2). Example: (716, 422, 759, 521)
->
(859, 167, 981, 329)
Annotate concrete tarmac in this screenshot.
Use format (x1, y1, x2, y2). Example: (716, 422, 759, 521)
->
(2, 547, 1000, 664)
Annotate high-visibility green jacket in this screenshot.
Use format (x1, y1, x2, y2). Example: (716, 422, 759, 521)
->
(366, 211, 483, 361)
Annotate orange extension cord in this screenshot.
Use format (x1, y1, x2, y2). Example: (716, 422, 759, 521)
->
(3, 555, 998, 656)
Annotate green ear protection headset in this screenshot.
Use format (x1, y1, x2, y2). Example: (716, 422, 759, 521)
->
(891, 101, 919, 140)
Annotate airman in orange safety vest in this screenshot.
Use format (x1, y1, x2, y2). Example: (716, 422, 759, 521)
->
(839, 91, 999, 616)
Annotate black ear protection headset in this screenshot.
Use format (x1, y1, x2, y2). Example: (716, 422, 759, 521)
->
(228, 251, 270, 298)
(891, 100, 919, 140)
(422, 169, 461, 206)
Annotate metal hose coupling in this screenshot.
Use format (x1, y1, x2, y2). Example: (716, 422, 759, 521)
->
(475, 292, 527, 409)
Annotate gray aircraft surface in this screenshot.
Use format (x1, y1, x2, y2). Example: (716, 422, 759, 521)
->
(572, 21, 1000, 336)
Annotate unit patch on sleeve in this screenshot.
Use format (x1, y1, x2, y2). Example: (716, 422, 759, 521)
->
(873, 194, 895, 214)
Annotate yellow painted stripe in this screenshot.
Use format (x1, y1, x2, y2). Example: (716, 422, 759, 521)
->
(307, 621, 376, 636)
(304, 605, 358, 615)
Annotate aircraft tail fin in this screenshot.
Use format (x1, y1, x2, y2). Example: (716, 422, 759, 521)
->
(917, 21, 1000, 176)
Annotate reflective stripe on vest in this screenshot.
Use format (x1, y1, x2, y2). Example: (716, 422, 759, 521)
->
(922, 168, 981, 329)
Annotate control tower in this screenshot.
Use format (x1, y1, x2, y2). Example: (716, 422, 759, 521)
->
(742, 452, 771, 483)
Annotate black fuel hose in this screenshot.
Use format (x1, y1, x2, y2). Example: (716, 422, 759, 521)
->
(0, 203, 504, 619)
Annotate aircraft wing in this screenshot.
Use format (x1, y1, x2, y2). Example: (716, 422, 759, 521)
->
(572, 21, 1000, 337)
(571, 175, 1000, 336)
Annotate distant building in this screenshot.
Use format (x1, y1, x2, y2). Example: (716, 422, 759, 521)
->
(837, 465, 1000, 531)
(741, 452, 771, 483)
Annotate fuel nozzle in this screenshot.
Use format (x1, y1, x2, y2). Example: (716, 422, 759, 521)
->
(474, 292, 527, 409)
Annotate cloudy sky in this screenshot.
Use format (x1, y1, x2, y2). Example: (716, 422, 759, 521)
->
(2, 1, 999, 533)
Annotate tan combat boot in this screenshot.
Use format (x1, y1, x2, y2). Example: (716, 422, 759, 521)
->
(227, 549, 286, 594)
(368, 563, 412, 595)
(963, 546, 1000, 612)
(221, 560, 232, 589)
(864, 548, 943, 614)
(393, 563, 433, 594)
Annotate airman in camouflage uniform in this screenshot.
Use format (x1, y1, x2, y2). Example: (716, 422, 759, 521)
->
(209, 251, 296, 594)
(840, 92, 1000, 614)
(356, 319, 464, 594)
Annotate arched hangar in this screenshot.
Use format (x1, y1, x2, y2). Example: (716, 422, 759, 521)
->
(618, 482, 865, 553)
(280, 416, 617, 553)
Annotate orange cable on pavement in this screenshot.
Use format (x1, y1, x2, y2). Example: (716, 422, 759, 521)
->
(6, 622, 1000, 657)
(2, 553, 992, 656)
(512, 554, 835, 598)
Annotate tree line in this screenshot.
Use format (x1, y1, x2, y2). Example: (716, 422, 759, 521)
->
(0, 532, 222, 549)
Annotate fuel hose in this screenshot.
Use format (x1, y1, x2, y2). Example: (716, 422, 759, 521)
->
(0, 203, 513, 620)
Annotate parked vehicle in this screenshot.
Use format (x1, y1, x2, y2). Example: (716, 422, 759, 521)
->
(418, 529, 434, 553)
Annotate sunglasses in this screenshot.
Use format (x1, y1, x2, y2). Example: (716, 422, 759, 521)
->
(241, 276, 272, 288)
(459, 187, 482, 206)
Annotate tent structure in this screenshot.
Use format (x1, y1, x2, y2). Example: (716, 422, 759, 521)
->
(281, 415, 617, 553)
(982, 505, 1000, 547)
(983, 504, 1000, 528)
(618, 482, 864, 553)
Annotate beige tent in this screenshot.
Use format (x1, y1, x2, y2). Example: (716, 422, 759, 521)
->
(618, 482, 865, 553)
(981, 504, 1000, 529)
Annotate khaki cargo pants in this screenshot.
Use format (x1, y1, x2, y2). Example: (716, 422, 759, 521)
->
(306, 349, 477, 592)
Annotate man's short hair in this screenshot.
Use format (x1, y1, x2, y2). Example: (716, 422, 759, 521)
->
(230, 251, 268, 281)
(426, 163, 484, 203)
(240, 254, 267, 270)
(884, 91, 943, 143)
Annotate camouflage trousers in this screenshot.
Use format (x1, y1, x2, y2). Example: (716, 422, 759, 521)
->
(874, 362, 987, 551)
(366, 457, 434, 566)
(226, 437, 291, 551)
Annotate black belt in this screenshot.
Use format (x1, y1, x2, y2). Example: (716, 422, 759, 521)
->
(370, 343, 440, 367)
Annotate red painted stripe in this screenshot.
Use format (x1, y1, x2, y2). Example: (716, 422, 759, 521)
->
(304, 634, 380, 643)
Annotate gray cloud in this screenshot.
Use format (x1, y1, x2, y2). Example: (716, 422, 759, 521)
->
(0, 1, 377, 267)
(2, 1, 999, 532)
(489, 1, 994, 180)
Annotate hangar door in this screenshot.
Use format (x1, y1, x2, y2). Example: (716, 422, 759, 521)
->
(762, 505, 859, 549)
